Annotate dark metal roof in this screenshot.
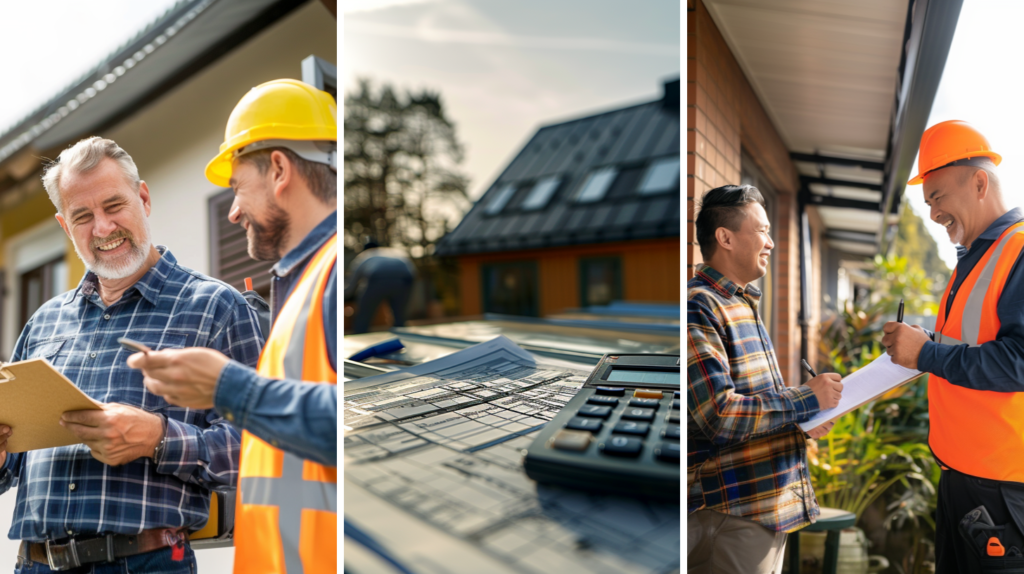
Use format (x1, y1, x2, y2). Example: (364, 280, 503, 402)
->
(0, 0, 309, 166)
(435, 79, 680, 257)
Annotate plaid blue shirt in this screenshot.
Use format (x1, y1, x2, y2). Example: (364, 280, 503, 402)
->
(688, 263, 820, 532)
(0, 247, 262, 541)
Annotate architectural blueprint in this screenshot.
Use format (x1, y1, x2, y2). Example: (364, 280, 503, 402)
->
(344, 336, 681, 574)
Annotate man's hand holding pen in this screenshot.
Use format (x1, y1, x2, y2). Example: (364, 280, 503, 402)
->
(882, 297, 928, 369)
(805, 373, 844, 410)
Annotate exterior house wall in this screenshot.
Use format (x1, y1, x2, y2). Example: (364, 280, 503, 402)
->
(104, 1, 336, 277)
(0, 3, 335, 566)
(457, 238, 681, 316)
(687, 0, 805, 384)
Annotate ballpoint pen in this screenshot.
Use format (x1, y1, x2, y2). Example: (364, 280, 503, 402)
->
(801, 358, 817, 378)
(898, 298, 905, 323)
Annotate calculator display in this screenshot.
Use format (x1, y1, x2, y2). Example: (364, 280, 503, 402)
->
(606, 369, 680, 387)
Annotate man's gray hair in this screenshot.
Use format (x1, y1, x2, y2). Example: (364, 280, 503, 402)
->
(41, 137, 141, 214)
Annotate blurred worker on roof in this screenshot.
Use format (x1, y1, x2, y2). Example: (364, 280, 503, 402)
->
(129, 78, 337, 574)
(344, 238, 416, 334)
(883, 120, 1024, 571)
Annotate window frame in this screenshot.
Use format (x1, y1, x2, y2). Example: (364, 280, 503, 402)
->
(480, 260, 540, 317)
(578, 256, 623, 307)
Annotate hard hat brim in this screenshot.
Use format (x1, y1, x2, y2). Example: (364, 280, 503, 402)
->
(907, 151, 1002, 186)
(205, 150, 234, 188)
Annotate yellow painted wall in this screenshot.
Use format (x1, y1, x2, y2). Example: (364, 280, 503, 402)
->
(0, 190, 83, 291)
(0, 191, 55, 268)
(458, 238, 681, 316)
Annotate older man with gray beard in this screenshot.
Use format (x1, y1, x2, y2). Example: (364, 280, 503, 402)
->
(0, 137, 263, 574)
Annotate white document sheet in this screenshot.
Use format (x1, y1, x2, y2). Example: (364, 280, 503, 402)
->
(799, 353, 923, 431)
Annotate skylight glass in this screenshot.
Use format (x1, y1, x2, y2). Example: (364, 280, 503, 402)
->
(638, 157, 680, 195)
(521, 176, 561, 210)
(484, 183, 517, 215)
(575, 167, 618, 203)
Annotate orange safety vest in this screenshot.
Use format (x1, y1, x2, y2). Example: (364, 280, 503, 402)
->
(930, 221, 1024, 482)
(233, 233, 338, 574)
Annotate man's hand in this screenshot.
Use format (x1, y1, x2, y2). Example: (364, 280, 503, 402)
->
(0, 425, 11, 469)
(805, 373, 843, 410)
(127, 348, 230, 410)
(60, 404, 164, 467)
(806, 421, 834, 440)
(881, 322, 930, 369)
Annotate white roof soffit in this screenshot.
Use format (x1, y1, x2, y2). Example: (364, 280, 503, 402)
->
(703, 0, 908, 160)
(0, 0, 302, 166)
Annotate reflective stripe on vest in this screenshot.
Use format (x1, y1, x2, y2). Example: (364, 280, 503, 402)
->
(930, 221, 1024, 482)
(234, 233, 337, 574)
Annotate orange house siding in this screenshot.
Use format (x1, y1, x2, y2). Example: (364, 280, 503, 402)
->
(456, 238, 681, 316)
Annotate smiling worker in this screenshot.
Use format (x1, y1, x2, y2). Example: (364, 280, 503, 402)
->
(882, 120, 1024, 571)
(1, 137, 262, 573)
(688, 184, 843, 574)
(129, 79, 337, 574)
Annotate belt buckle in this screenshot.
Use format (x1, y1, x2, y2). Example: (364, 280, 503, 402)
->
(45, 538, 81, 571)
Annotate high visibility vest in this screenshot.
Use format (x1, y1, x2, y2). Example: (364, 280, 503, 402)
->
(233, 233, 338, 574)
(930, 221, 1024, 482)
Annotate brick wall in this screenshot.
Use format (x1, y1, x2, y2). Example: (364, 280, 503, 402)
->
(686, 0, 804, 384)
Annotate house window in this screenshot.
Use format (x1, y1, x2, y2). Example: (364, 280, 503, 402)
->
(484, 183, 517, 215)
(208, 189, 276, 297)
(520, 176, 561, 210)
(19, 257, 67, 327)
(638, 156, 680, 195)
(481, 261, 538, 316)
(579, 257, 622, 307)
(575, 167, 618, 203)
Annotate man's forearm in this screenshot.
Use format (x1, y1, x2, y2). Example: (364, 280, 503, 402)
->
(215, 361, 337, 466)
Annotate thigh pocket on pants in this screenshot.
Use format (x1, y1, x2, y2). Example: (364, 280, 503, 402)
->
(980, 557, 1024, 572)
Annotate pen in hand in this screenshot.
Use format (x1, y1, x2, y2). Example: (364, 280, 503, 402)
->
(898, 298, 904, 323)
(801, 358, 817, 378)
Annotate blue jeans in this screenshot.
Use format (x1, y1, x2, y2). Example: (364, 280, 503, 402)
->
(14, 544, 196, 574)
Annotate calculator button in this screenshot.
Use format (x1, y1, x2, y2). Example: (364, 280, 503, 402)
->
(621, 407, 656, 421)
(596, 386, 625, 396)
(633, 389, 663, 399)
(672, 399, 680, 410)
(551, 429, 593, 452)
(599, 436, 643, 457)
(587, 395, 621, 406)
(674, 390, 680, 398)
(666, 410, 680, 424)
(566, 417, 603, 433)
(662, 424, 681, 439)
(629, 398, 660, 408)
(577, 405, 613, 418)
(655, 442, 681, 462)
(612, 421, 650, 436)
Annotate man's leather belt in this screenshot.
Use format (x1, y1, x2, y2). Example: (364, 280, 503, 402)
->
(18, 528, 188, 571)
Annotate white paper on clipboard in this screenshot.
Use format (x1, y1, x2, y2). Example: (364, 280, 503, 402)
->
(799, 353, 923, 432)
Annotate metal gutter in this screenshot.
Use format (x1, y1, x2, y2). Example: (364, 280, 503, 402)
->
(878, 0, 964, 252)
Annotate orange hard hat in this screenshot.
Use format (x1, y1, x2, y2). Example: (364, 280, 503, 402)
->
(908, 120, 1001, 185)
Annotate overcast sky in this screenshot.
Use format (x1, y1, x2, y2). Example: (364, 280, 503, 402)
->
(343, 0, 681, 200)
(906, 0, 1024, 268)
(0, 1, 181, 135)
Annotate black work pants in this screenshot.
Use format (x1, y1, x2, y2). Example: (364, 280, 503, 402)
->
(936, 467, 1024, 573)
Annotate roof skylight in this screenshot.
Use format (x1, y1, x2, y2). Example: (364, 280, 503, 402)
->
(521, 176, 561, 210)
(638, 157, 680, 195)
(575, 167, 618, 203)
(484, 183, 517, 215)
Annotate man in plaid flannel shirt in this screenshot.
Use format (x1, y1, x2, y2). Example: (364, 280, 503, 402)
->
(687, 184, 844, 573)
(0, 137, 262, 573)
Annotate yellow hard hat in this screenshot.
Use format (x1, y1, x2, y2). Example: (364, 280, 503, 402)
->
(205, 78, 337, 187)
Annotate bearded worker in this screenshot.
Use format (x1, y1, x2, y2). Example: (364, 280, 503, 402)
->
(0, 137, 262, 573)
(882, 120, 1024, 572)
(129, 79, 337, 574)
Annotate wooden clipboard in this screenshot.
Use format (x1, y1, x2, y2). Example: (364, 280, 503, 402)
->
(0, 358, 102, 453)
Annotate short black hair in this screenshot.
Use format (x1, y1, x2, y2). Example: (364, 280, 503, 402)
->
(695, 184, 766, 260)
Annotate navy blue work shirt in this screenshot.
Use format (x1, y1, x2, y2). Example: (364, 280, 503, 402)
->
(918, 207, 1024, 391)
(0, 247, 262, 541)
(213, 211, 337, 466)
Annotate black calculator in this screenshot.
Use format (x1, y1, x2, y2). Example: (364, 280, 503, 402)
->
(523, 353, 680, 500)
